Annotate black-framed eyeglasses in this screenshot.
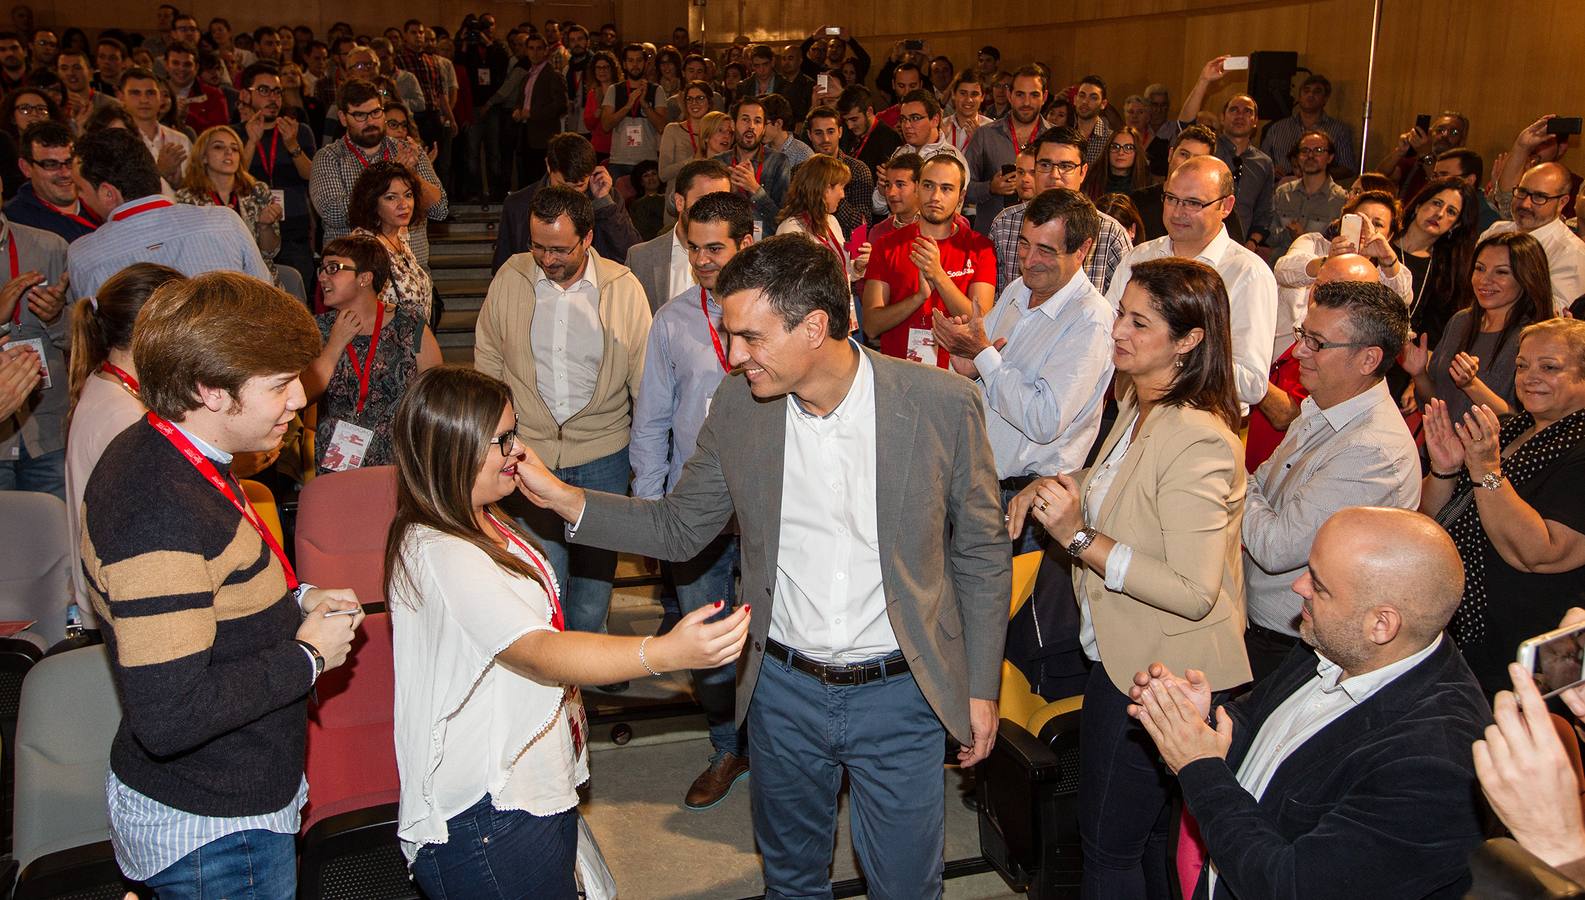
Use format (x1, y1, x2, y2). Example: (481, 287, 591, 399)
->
(250, 84, 283, 96)
(346, 107, 385, 123)
(1296, 146, 1332, 157)
(1514, 186, 1568, 205)
(1162, 191, 1229, 212)
(386, 118, 410, 130)
(24, 155, 72, 171)
(318, 261, 359, 276)
(489, 422, 521, 457)
(1292, 325, 1370, 353)
(14, 104, 47, 116)
(1034, 159, 1081, 175)
(1109, 143, 1136, 153)
(897, 113, 931, 125)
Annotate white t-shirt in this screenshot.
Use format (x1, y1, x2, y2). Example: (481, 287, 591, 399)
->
(391, 525, 588, 864)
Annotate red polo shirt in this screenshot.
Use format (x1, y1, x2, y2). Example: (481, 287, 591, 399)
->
(866, 221, 996, 368)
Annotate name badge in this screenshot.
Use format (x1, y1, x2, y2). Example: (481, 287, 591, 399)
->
(477, 69, 491, 87)
(12, 338, 49, 388)
(270, 189, 286, 210)
(622, 120, 645, 148)
(905, 327, 936, 364)
(566, 685, 588, 761)
(322, 419, 375, 472)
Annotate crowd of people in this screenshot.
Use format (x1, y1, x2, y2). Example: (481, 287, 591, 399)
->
(6, 4, 1585, 899)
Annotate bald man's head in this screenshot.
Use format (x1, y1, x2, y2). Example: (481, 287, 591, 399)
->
(1514, 161, 1574, 231)
(1163, 156, 1234, 248)
(1315, 252, 1379, 286)
(1170, 154, 1234, 198)
(1297, 508, 1464, 675)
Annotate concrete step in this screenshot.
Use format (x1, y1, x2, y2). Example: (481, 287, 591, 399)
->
(432, 273, 491, 295)
(446, 204, 502, 224)
(430, 221, 497, 241)
(428, 246, 494, 268)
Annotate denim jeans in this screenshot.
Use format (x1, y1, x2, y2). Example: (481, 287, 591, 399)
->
(748, 648, 946, 900)
(514, 446, 630, 635)
(0, 444, 65, 501)
(411, 794, 578, 899)
(673, 534, 741, 754)
(142, 828, 296, 900)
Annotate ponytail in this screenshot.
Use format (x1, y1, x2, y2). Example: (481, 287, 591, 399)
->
(64, 263, 186, 434)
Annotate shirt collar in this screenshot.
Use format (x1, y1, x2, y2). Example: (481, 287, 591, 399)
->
(1171, 225, 1232, 265)
(791, 343, 870, 424)
(1532, 216, 1571, 244)
(1016, 266, 1090, 321)
(1301, 378, 1393, 432)
(1315, 633, 1442, 702)
(671, 229, 690, 261)
(536, 251, 600, 293)
(171, 420, 233, 464)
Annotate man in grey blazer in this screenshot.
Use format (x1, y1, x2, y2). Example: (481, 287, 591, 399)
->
(625, 159, 733, 313)
(516, 234, 1010, 898)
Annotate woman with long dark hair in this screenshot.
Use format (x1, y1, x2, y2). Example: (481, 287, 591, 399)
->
(1081, 126, 1153, 199)
(1393, 175, 1480, 351)
(348, 159, 433, 321)
(386, 366, 748, 898)
(0, 88, 60, 199)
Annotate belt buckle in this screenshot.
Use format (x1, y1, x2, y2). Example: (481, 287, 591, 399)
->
(824, 663, 858, 686)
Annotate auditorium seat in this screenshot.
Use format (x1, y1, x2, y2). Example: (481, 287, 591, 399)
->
(294, 466, 398, 608)
(0, 491, 72, 649)
(240, 478, 285, 548)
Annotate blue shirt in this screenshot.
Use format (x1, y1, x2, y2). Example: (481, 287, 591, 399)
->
(630, 285, 730, 499)
(66, 195, 270, 300)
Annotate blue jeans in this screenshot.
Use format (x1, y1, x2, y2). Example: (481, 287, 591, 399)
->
(0, 444, 65, 500)
(411, 794, 577, 899)
(142, 828, 295, 900)
(515, 446, 630, 635)
(748, 648, 946, 900)
(674, 534, 741, 754)
(1078, 659, 1174, 900)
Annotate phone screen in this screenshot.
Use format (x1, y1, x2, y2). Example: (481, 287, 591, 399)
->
(1523, 622, 1585, 697)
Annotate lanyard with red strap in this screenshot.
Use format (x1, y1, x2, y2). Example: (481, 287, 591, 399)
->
(852, 125, 874, 161)
(45, 199, 99, 231)
(110, 198, 174, 221)
(208, 189, 241, 211)
(343, 135, 390, 169)
(101, 361, 139, 395)
(486, 513, 564, 630)
(258, 128, 280, 180)
(342, 302, 386, 413)
(804, 214, 843, 259)
(700, 287, 728, 373)
(684, 117, 698, 154)
(146, 410, 300, 590)
(5, 235, 17, 324)
(1009, 119, 1038, 158)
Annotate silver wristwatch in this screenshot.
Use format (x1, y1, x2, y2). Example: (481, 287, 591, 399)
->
(1065, 526, 1098, 558)
(1479, 470, 1506, 491)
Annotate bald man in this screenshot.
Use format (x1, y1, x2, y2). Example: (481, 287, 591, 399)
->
(1481, 161, 1585, 312)
(1128, 507, 1491, 900)
(1173, 56, 1277, 248)
(1106, 155, 1279, 415)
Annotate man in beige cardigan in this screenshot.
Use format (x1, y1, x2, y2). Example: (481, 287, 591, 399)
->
(475, 185, 652, 677)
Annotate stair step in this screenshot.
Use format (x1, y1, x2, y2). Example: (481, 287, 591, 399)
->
(428, 247, 494, 268)
(437, 308, 480, 332)
(430, 221, 497, 240)
(432, 272, 492, 292)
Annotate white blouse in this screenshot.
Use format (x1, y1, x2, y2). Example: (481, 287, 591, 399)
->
(391, 525, 588, 864)
(65, 373, 146, 617)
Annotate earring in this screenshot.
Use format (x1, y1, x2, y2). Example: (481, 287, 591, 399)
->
(1173, 354, 1185, 369)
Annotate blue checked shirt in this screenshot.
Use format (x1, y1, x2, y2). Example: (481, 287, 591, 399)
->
(989, 202, 1134, 296)
(66, 197, 270, 300)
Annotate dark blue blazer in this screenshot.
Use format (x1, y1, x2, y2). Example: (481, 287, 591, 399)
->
(1182, 636, 1492, 900)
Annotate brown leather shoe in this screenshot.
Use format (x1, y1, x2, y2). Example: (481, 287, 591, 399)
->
(684, 752, 750, 810)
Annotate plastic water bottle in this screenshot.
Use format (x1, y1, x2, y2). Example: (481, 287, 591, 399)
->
(65, 602, 82, 638)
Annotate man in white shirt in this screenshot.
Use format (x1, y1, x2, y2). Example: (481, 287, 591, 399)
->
(1127, 507, 1491, 899)
(118, 66, 191, 185)
(514, 234, 1009, 900)
(1480, 161, 1585, 312)
(624, 159, 733, 313)
(871, 88, 968, 215)
(1107, 156, 1278, 414)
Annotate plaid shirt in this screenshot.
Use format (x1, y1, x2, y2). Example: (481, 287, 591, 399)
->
(396, 47, 447, 115)
(990, 201, 1133, 296)
(309, 136, 449, 268)
(835, 149, 874, 239)
(1078, 117, 1113, 167)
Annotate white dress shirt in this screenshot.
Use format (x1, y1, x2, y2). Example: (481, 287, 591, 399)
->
(1076, 413, 1138, 662)
(1480, 216, 1585, 313)
(666, 228, 695, 301)
(1206, 635, 1443, 896)
(531, 260, 604, 425)
(974, 270, 1115, 479)
(1271, 232, 1415, 358)
(1106, 226, 1278, 412)
(770, 350, 897, 665)
(139, 123, 192, 164)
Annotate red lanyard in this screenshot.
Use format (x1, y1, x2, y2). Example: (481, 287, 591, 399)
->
(208, 190, 240, 211)
(1009, 119, 1037, 157)
(343, 135, 390, 169)
(47, 200, 99, 231)
(101, 361, 139, 394)
(946, 117, 975, 151)
(684, 117, 698, 154)
(804, 215, 842, 258)
(146, 411, 299, 590)
(852, 125, 873, 160)
(700, 288, 728, 373)
(341, 303, 386, 413)
(258, 128, 280, 180)
(6, 235, 17, 324)
(110, 198, 174, 221)
(487, 514, 564, 630)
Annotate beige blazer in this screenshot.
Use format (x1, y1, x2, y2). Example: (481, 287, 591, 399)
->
(1077, 395, 1253, 694)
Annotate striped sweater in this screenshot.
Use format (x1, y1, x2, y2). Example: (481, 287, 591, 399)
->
(81, 419, 311, 817)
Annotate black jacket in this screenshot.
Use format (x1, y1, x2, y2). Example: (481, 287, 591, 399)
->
(492, 177, 641, 272)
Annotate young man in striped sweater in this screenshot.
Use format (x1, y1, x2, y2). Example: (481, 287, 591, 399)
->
(81, 271, 364, 897)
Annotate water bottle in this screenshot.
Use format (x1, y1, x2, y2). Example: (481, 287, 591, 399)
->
(65, 602, 82, 638)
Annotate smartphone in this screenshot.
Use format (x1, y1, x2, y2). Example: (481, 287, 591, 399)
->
(1339, 212, 1363, 249)
(1000, 164, 1017, 177)
(1415, 114, 1431, 132)
(1223, 56, 1249, 71)
(1519, 619, 1585, 698)
(817, 73, 829, 91)
(825, 26, 840, 36)
(1548, 116, 1584, 137)
(904, 39, 924, 51)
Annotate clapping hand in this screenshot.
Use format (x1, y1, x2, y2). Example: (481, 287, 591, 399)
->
(1421, 398, 1465, 476)
(1128, 663, 1232, 774)
(1401, 332, 1431, 377)
(1448, 351, 1481, 389)
(0, 340, 41, 418)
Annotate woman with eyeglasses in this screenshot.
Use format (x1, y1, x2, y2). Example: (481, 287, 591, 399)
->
(302, 235, 440, 474)
(1403, 231, 1555, 423)
(386, 365, 748, 898)
(348, 159, 435, 322)
(659, 79, 715, 184)
(0, 88, 59, 199)
(580, 51, 620, 161)
(1081, 125, 1153, 200)
(382, 100, 436, 164)
(174, 125, 285, 281)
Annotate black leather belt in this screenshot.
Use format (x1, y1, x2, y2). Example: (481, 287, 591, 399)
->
(765, 638, 910, 686)
(999, 474, 1038, 493)
(1246, 621, 1299, 644)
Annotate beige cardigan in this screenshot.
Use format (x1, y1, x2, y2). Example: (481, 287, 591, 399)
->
(474, 248, 652, 469)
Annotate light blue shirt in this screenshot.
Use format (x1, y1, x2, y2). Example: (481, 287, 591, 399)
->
(630, 285, 729, 499)
(67, 195, 270, 300)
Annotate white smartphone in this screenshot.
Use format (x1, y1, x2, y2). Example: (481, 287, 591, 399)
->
(1519, 619, 1585, 698)
(817, 73, 830, 91)
(825, 26, 841, 35)
(1339, 213, 1363, 249)
(1223, 55, 1250, 71)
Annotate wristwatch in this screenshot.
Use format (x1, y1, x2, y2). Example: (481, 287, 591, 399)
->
(295, 639, 325, 681)
(1065, 526, 1098, 558)
(1479, 470, 1506, 491)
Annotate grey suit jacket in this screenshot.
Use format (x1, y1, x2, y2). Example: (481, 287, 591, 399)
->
(625, 229, 674, 314)
(572, 345, 1011, 744)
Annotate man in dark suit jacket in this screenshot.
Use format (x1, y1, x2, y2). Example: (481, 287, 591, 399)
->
(491, 132, 639, 272)
(511, 33, 568, 189)
(1130, 507, 1491, 900)
(624, 159, 732, 312)
(515, 235, 1010, 898)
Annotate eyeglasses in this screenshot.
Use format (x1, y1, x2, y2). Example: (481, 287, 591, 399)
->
(1292, 325, 1371, 354)
(530, 242, 581, 259)
(318, 261, 359, 276)
(1162, 191, 1230, 212)
(14, 104, 47, 116)
(24, 155, 72, 171)
(250, 84, 283, 96)
(345, 107, 385, 123)
(897, 113, 931, 125)
(489, 423, 521, 457)
(685, 94, 709, 104)
(1513, 186, 1568, 205)
(1034, 159, 1082, 175)
(386, 118, 410, 130)
(348, 59, 378, 71)
(1109, 143, 1136, 153)
(1296, 146, 1332, 157)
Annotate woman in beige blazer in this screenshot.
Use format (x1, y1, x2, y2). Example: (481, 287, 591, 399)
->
(1009, 257, 1251, 899)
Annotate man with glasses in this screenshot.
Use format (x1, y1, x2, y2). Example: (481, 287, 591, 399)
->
(1492, 114, 1583, 222)
(28, 28, 55, 73)
(872, 89, 965, 217)
(1270, 129, 1347, 256)
(165, 42, 229, 133)
(475, 185, 652, 687)
(1480, 162, 1585, 312)
(989, 126, 1133, 295)
(5, 121, 97, 241)
(1241, 270, 1421, 682)
(1173, 56, 1275, 251)
(240, 62, 316, 294)
(311, 79, 448, 269)
(1259, 73, 1358, 179)
(1377, 110, 1468, 204)
(1106, 155, 1277, 415)
(1131, 123, 1245, 243)
(964, 65, 1050, 234)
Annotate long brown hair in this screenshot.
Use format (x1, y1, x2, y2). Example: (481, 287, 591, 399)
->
(384, 366, 547, 607)
(178, 124, 260, 197)
(1127, 257, 1240, 430)
(776, 153, 848, 227)
(66, 263, 184, 432)
(1462, 231, 1555, 356)
(1081, 125, 1151, 198)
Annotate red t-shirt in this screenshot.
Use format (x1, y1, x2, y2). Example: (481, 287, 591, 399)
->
(867, 222, 996, 368)
(1245, 346, 1310, 472)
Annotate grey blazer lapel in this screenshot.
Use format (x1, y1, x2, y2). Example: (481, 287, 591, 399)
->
(738, 385, 788, 599)
(868, 351, 919, 590)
